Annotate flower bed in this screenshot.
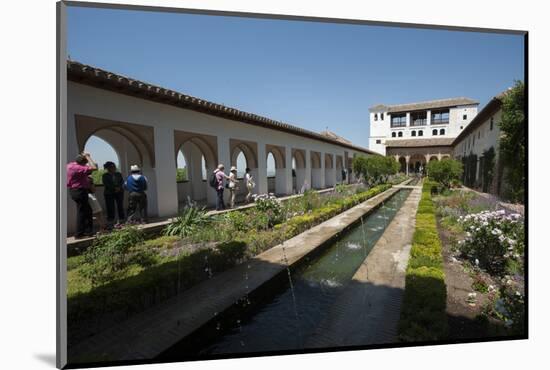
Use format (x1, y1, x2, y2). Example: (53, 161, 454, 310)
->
(433, 188, 525, 336)
(398, 180, 448, 341)
(67, 183, 393, 343)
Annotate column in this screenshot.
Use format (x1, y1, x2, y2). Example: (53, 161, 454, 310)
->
(153, 127, 178, 217)
(305, 149, 312, 191)
(216, 135, 231, 204)
(425, 154, 430, 163)
(405, 155, 410, 176)
(284, 146, 293, 195)
(426, 110, 431, 126)
(406, 112, 411, 127)
(329, 154, 336, 187)
(437, 153, 442, 161)
(256, 141, 268, 194)
(319, 152, 326, 189)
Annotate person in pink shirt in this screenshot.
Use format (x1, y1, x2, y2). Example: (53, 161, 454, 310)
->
(67, 152, 98, 238)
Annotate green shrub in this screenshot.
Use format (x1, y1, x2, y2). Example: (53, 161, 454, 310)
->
(352, 155, 399, 185)
(164, 206, 209, 238)
(426, 159, 463, 189)
(399, 182, 448, 341)
(80, 226, 148, 286)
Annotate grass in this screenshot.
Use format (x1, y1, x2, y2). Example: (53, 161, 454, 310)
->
(398, 179, 448, 342)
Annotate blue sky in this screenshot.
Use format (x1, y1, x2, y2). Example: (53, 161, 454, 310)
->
(71, 5, 524, 171)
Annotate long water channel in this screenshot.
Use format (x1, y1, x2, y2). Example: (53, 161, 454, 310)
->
(164, 188, 412, 357)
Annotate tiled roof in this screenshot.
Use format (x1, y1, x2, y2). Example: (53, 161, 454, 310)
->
(385, 138, 455, 148)
(319, 130, 353, 145)
(67, 61, 377, 155)
(369, 97, 478, 113)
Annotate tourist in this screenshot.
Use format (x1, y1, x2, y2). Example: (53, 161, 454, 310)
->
(87, 177, 105, 233)
(244, 167, 255, 203)
(102, 161, 125, 226)
(228, 166, 240, 208)
(67, 152, 97, 238)
(213, 164, 231, 211)
(125, 165, 148, 224)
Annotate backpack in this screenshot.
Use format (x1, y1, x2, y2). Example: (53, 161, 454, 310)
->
(209, 172, 218, 188)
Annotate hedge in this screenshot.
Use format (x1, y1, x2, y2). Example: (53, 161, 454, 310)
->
(277, 184, 391, 238)
(398, 180, 448, 341)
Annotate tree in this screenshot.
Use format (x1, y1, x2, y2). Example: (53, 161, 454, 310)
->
(426, 158, 463, 189)
(352, 155, 399, 185)
(499, 80, 525, 203)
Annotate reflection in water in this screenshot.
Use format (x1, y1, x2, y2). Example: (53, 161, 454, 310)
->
(200, 190, 411, 355)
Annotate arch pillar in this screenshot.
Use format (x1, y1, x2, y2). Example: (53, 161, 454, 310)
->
(319, 153, 326, 189)
(405, 155, 410, 176)
(425, 154, 430, 163)
(256, 141, 268, 194)
(153, 127, 178, 217)
(305, 149, 312, 191)
(437, 153, 442, 161)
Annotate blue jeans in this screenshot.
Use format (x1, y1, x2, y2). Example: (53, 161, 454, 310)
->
(216, 188, 225, 211)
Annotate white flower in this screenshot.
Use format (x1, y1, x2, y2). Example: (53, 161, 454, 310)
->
(475, 258, 479, 266)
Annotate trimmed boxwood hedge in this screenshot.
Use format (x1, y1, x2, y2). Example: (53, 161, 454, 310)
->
(398, 180, 448, 341)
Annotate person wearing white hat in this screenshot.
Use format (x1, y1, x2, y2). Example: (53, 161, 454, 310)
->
(125, 164, 148, 223)
(228, 166, 240, 208)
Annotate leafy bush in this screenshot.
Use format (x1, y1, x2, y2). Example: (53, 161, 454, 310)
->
(164, 206, 210, 238)
(426, 158, 463, 189)
(223, 210, 250, 233)
(399, 181, 448, 341)
(457, 210, 524, 275)
(176, 168, 188, 182)
(352, 155, 399, 185)
(252, 194, 284, 228)
(80, 226, 148, 286)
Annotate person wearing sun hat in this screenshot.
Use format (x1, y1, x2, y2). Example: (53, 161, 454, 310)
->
(125, 164, 148, 223)
(228, 166, 240, 208)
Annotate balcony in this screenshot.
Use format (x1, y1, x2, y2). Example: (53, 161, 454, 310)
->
(410, 118, 427, 127)
(431, 110, 450, 125)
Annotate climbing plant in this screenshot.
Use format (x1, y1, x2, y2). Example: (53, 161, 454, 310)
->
(481, 147, 496, 193)
(499, 80, 525, 203)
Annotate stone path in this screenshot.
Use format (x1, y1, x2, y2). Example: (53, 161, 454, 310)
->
(304, 185, 421, 348)
(68, 186, 402, 364)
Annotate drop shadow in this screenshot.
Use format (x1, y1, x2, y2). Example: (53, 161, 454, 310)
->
(33, 353, 56, 367)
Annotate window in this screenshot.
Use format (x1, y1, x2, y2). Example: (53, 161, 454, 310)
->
(478, 131, 480, 139)
(398, 131, 403, 137)
(490, 117, 494, 130)
(439, 128, 445, 135)
(391, 132, 396, 138)
(463, 114, 467, 120)
(376, 139, 381, 144)
(374, 113, 378, 121)
(473, 135, 476, 146)
(418, 130, 423, 136)
(411, 130, 416, 137)
(431, 110, 450, 124)
(432, 129, 438, 136)
(381, 113, 384, 120)
(391, 114, 407, 128)
(411, 111, 427, 126)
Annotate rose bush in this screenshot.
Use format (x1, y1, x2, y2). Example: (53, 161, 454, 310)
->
(458, 210, 524, 275)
